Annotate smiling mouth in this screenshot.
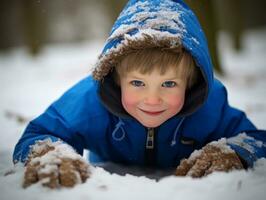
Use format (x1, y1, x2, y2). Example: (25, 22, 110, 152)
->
(139, 108, 165, 116)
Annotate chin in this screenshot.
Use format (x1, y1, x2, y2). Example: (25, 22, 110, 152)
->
(139, 120, 164, 128)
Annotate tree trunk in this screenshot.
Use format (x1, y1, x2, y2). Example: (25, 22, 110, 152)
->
(185, 0, 223, 75)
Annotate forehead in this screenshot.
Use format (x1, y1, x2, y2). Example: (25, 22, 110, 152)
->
(117, 48, 184, 75)
(124, 67, 182, 79)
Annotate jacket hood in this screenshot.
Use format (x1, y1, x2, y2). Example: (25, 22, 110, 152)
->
(93, 0, 214, 117)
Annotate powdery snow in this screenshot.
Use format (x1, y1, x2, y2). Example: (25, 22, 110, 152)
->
(227, 133, 264, 153)
(109, 10, 183, 41)
(1, 159, 266, 200)
(0, 28, 266, 199)
(118, 1, 150, 18)
(189, 138, 235, 160)
(29, 139, 85, 167)
(208, 138, 235, 154)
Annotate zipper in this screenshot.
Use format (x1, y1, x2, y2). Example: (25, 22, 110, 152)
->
(146, 128, 154, 149)
(145, 127, 156, 166)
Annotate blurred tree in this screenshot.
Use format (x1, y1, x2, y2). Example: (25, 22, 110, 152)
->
(103, 0, 127, 30)
(185, 0, 223, 75)
(184, 0, 266, 75)
(21, 0, 47, 55)
(0, 0, 23, 51)
(216, 0, 243, 51)
(1, 0, 265, 60)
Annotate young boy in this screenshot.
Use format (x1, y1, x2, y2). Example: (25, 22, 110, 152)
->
(14, 0, 266, 188)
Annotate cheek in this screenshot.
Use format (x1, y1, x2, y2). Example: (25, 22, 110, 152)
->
(121, 90, 139, 110)
(166, 93, 185, 111)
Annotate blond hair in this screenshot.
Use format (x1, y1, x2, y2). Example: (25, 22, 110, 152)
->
(114, 48, 199, 89)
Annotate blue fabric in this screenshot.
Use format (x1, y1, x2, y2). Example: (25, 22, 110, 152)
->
(227, 130, 266, 167)
(13, 0, 266, 168)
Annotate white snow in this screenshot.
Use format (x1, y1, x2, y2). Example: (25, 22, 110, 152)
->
(118, 1, 150, 18)
(29, 139, 85, 167)
(189, 138, 235, 160)
(38, 164, 58, 175)
(1, 28, 266, 199)
(227, 133, 264, 153)
(209, 138, 235, 154)
(108, 12, 183, 42)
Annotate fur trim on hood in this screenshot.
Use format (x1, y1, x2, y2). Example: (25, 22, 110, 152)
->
(93, 30, 182, 80)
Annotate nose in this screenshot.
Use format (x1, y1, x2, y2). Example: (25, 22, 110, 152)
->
(143, 92, 162, 105)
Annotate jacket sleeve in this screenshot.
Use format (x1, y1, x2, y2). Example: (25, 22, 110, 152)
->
(211, 80, 266, 168)
(13, 107, 83, 163)
(13, 76, 108, 163)
(227, 130, 266, 168)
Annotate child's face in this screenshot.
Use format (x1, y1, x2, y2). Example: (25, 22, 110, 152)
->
(120, 67, 186, 128)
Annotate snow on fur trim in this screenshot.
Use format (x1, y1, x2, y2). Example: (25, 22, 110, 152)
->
(92, 30, 182, 80)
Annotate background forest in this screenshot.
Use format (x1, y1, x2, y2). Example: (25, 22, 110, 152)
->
(1, 0, 266, 74)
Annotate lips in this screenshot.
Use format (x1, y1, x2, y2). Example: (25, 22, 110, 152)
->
(139, 108, 165, 116)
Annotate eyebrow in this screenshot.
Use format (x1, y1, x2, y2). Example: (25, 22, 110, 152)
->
(164, 77, 180, 80)
(127, 75, 143, 79)
(127, 75, 181, 81)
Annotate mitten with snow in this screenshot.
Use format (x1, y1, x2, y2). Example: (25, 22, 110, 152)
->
(23, 139, 90, 189)
(175, 139, 244, 178)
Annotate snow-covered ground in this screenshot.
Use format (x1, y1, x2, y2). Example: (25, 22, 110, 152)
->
(0, 29, 266, 200)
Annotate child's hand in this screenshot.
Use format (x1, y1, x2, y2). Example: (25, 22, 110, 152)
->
(175, 140, 243, 178)
(23, 140, 90, 189)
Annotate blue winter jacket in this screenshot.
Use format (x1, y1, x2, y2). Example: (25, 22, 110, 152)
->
(13, 0, 266, 168)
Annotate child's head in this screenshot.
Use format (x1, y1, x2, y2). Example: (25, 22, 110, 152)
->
(94, 0, 210, 126)
(114, 48, 198, 89)
(113, 48, 199, 127)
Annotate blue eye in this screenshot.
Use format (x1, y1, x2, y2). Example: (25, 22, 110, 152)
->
(162, 81, 177, 88)
(130, 80, 145, 87)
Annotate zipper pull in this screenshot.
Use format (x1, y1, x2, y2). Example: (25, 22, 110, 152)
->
(146, 128, 154, 149)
